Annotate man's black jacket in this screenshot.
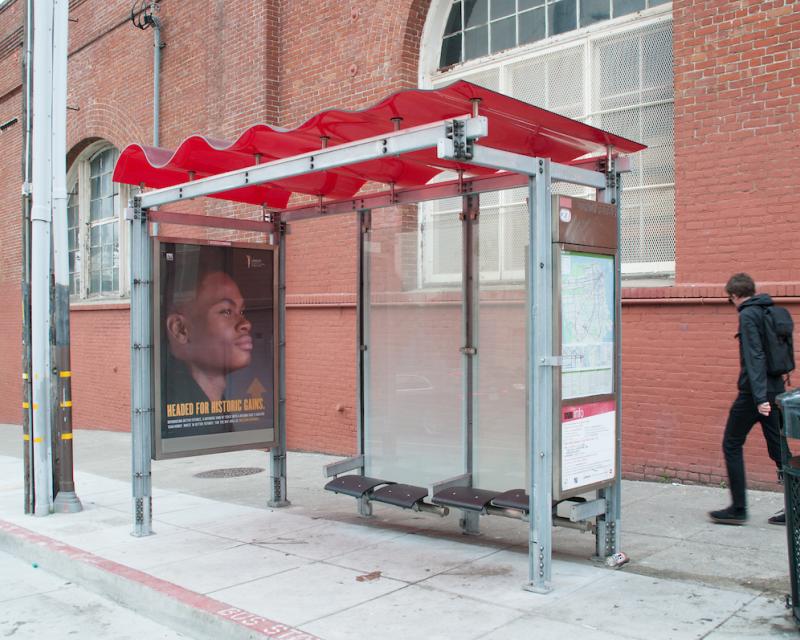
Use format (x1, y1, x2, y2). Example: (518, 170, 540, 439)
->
(736, 293, 785, 404)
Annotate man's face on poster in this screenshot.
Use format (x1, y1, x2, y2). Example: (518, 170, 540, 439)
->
(167, 271, 253, 374)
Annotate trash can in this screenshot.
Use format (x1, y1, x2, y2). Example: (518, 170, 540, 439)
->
(777, 388, 800, 626)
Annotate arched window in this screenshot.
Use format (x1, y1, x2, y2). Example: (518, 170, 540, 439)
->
(421, 1, 674, 281)
(67, 142, 128, 299)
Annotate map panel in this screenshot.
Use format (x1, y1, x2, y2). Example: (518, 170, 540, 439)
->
(560, 251, 614, 400)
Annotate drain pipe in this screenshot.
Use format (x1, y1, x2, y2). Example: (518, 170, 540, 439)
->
(152, 5, 161, 146)
(52, 0, 82, 514)
(131, 1, 163, 146)
(30, 0, 55, 516)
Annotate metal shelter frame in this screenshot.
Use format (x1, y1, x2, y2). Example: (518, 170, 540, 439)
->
(127, 104, 628, 593)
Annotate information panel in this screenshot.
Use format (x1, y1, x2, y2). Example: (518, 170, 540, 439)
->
(153, 239, 278, 459)
(560, 400, 615, 491)
(560, 251, 614, 400)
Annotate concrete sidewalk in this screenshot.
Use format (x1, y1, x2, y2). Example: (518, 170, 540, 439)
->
(0, 424, 797, 640)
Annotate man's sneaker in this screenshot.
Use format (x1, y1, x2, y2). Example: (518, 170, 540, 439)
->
(768, 509, 786, 525)
(709, 506, 748, 525)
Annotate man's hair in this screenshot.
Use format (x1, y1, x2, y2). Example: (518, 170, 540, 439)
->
(725, 272, 756, 298)
(164, 245, 229, 315)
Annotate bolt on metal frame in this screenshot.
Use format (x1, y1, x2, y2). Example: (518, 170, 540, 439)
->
(130, 115, 623, 591)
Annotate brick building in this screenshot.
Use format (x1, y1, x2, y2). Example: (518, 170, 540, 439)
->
(0, 0, 798, 489)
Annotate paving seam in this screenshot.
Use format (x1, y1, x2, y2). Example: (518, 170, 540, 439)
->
(0, 519, 323, 640)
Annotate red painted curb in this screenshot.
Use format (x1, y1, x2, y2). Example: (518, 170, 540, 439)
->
(0, 519, 322, 640)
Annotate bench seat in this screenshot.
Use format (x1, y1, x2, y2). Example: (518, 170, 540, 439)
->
(431, 486, 500, 512)
(324, 475, 393, 498)
(371, 483, 429, 509)
(490, 489, 529, 512)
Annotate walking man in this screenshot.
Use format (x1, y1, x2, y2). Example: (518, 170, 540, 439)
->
(710, 273, 785, 525)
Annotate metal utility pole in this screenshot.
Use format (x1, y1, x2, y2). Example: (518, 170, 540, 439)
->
(21, 0, 34, 515)
(51, 0, 81, 513)
(28, 0, 77, 516)
(30, 0, 55, 516)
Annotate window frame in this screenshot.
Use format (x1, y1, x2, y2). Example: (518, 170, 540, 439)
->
(66, 141, 130, 303)
(419, 2, 674, 282)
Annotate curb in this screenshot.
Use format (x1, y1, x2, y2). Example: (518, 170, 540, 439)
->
(0, 519, 322, 640)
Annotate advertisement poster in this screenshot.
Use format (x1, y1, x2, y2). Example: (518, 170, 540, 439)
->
(154, 240, 277, 458)
(561, 400, 615, 491)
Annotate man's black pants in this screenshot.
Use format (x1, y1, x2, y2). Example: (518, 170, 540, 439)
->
(723, 391, 782, 511)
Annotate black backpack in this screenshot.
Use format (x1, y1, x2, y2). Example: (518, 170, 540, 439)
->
(763, 305, 795, 376)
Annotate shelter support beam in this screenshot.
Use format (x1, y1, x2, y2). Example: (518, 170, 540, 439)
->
(130, 198, 154, 536)
(139, 117, 489, 210)
(282, 162, 604, 224)
(595, 158, 622, 559)
(526, 160, 554, 593)
(356, 210, 372, 518)
(148, 210, 275, 234)
(460, 194, 479, 536)
(269, 217, 290, 508)
(550, 163, 607, 190)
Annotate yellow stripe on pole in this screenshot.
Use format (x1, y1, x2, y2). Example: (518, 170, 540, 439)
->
(23, 434, 30, 441)
(60, 400, 72, 408)
(22, 372, 29, 380)
(61, 433, 73, 440)
(33, 437, 43, 443)
(59, 371, 71, 378)
(22, 402, 30, 409)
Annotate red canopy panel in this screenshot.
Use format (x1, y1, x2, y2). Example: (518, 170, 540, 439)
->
(113, 80, 646, 207)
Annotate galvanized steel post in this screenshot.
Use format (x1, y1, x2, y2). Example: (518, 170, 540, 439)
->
(596, 154, 622, 559)
(269, 215, 290, 508)
(460, 193, 480, 535)
(356, 209, 372, 517)
(130, 197, 153, 536)
(526, 159, 553, 593)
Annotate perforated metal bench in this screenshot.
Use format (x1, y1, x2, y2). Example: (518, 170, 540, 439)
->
(324, 475, 393, 498)
(323, 460, 604, 532)
(431, 486, 503, 513)
(371, 483, 430, 509)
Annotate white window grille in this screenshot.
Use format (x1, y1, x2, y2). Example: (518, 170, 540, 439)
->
(67, 143, 129, 300)
(420, 3, 674, 282)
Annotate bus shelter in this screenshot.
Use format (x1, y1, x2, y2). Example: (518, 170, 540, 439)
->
(114, 80, 644, 593)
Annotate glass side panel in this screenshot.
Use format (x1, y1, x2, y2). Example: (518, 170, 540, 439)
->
(474, 190, 529, 490)
(366, 204, 464, 485)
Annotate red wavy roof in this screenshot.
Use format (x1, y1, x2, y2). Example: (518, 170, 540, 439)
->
(113, 80, 645, 207)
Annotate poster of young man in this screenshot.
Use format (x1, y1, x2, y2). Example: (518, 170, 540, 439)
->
(153, 239, 278, 459)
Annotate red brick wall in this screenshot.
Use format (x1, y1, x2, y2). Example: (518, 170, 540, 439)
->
(0, 0, 25, 431)
(70, 306, 130, 430)
(673, 0, 800, 284)
(622, 289, 800, 490)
